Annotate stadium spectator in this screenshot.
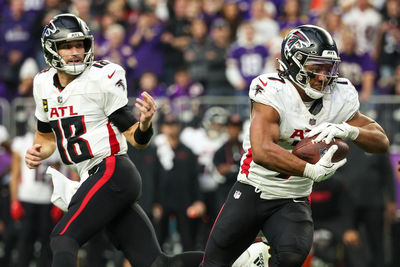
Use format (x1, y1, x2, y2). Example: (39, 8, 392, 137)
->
(94, 13, 118, 51)
(24, 13, 202, 267)
(311, 177, 361, 266)
(184, 18, 209, 86)
(17, 57, 39, 97)
(213, 113, 244, 209)
(181, 106, 229, 249)
(338, 29, 378, 103)
(0, 126, 15, 267)
(375, 0, 400, 93)
(153, 113, 205, 251)
(201, 0, 223, 28)
(0, 0, 38, 100)
(95, 23, 136, 87)
(226, 22, 269, 96)
(10, 117, 66, 267)
(69, 0, 100, 36)
(334, 142, 396, 267)
(128, 9, 165, 88)
(160, 0, 191, 85)
(220, 0, 243, 43)
(247, 0, 280, 46)
(166, 67, 205, 116)
(135, 71, 167, 99)
(278, 0, 309, 37)
(342, 0, 382, 55)
(204, 19, 235, 96)
(200, 25, 389, 267)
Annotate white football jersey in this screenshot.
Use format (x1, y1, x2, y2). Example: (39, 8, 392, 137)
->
(237, 73, 359, 199)
(33, 60, 129, 181)
(12, 132, 68, 204)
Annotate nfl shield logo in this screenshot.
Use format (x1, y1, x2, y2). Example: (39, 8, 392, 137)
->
(309, 118, 316, 125)
(57, 96, 63, 104)
(233, 190, 242, 199)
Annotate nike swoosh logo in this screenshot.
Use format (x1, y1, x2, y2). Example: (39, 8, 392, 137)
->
(108, 70, 116, 79)
(258, 77, 267, 87)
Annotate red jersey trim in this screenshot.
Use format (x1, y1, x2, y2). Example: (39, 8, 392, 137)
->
(107, 121, 120, 155)
(240, 148, 252, 177)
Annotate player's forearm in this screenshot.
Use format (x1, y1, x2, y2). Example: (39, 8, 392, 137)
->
(34, 131, 56, 159)
(252, 143, 306, 177)
(353, 122, 389, 153)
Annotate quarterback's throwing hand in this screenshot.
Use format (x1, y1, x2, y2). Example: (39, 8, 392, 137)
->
(306, 122, 359, 144)
(303, 145, 347, 182)
(135, 92, 157, 130)
(25, 144, 43, 169)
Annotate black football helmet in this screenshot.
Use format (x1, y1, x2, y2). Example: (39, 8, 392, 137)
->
(278, 25, 340, 99)
(41, 13, 94, 75)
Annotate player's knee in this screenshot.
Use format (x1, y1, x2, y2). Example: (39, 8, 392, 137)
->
(50, 236, 80, 267)
(278, 251, 307, 267)
(150, 253, 169, 267)
(50, 235, 79, 254)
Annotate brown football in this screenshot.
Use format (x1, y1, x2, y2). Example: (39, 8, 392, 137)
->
(292, 137, 349, 164)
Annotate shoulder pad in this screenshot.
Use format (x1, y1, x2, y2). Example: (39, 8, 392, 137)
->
(88, 60, 125, 82)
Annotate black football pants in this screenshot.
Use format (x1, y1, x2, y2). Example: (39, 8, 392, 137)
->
(201, 181, 314, 267)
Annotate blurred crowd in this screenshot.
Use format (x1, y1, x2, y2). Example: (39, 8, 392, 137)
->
(0, 0, 400, 266)
(1, 0, 400, 103)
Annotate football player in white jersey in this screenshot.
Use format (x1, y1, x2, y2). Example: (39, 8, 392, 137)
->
(200, 25, 389, 267)
(24, 14, 202, 267)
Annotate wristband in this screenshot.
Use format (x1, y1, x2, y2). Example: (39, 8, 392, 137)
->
(134, 123, 154, 145)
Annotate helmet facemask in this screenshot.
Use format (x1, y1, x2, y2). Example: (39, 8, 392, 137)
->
(291, 52, 340, 99)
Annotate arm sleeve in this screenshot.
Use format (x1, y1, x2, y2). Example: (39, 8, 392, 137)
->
(108, 105, 137, 133)
(37, 120, 52, 133)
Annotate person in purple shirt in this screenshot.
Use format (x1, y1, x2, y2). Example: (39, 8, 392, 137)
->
(226, 22, 269, 96)
(129, 10, 165, 87)
(278, 0, 309, 37)
(166, 67, 204, 115)
(0, 0, 38, 100)
(135, 72, 167, 99)
(339, 29, 377, 103)
(95, 23, 136, 89)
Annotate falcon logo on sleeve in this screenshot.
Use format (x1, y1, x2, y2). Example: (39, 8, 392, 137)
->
(116, 79, 126, 91)
(255, 85, 264, 96)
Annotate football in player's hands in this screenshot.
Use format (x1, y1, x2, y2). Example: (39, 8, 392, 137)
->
(292, 136, 349, 164)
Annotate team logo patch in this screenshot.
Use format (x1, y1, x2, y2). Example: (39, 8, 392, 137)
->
(115, 79, 126, 91)
(57, 96, 63, 104)
(42, 99, 48, 112)
(255, 85, 264, 96)
(233, 190, 242, 199)
(284, 29, 311, 58)
(309, 118, 316, 125)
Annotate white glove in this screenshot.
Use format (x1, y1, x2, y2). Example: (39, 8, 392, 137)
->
(303, 145, 347, 182)
(306, 122, 359, 144)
